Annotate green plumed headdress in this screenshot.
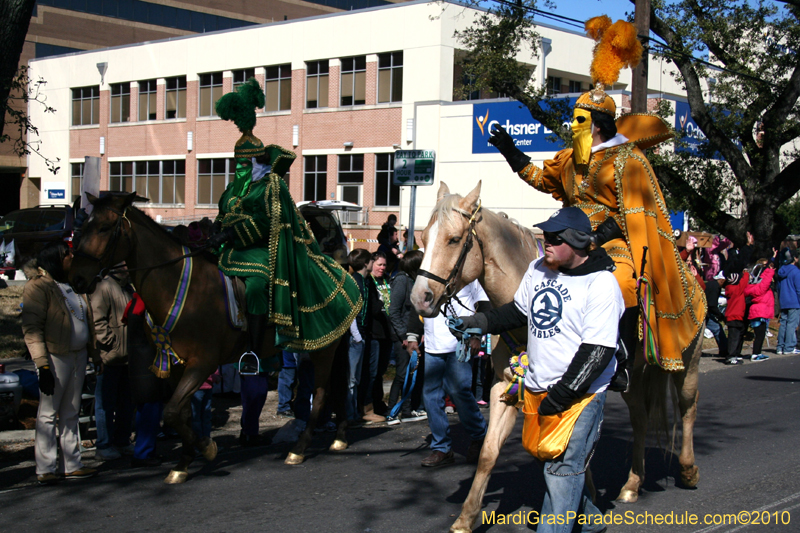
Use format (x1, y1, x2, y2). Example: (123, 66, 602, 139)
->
(216, 78, 267, 158)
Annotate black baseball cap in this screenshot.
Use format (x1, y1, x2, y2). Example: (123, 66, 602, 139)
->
(535, 207, 592, 234)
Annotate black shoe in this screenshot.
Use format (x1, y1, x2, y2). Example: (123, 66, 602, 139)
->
(421, 450, 455, 467)
(276, 410, 294, 419)
(466, 438, 484, 464)
(239, 433, 270, 447)
(131, 456, 162, 468)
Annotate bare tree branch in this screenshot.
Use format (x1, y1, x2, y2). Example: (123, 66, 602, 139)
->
(650, 12, 755, 188)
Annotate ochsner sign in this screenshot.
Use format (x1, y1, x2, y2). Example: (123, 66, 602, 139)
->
(472, 99, 575, 154)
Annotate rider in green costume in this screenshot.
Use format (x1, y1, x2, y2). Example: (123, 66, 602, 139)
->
(207, 79, 361, 354)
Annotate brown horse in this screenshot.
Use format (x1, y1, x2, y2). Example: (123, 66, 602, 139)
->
(68, 192, 350, 483)
(410, 182, 702, 533)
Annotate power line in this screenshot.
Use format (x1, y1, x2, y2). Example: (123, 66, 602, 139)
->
(485, 0, 776, 86)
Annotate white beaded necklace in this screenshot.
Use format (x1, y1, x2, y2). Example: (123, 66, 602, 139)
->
(56, 282, 85, 322)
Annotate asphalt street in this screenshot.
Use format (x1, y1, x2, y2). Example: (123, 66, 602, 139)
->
(1, 353, 799, 533)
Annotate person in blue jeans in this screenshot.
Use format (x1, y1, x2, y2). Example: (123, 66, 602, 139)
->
(409, 279, 490, 467)
(453, 208, 623, 532)
(776, 248, 800, 355)
(191, 368, 219, 440)
(347, 249, 373, 424)
(276, 351, 297, 417)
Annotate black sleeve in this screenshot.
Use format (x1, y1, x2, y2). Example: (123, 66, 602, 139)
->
(406, 311, 423, 339)
(475, 300, 493, 314)
(546, 343, 617, 407)
(483, 301, 527, 334)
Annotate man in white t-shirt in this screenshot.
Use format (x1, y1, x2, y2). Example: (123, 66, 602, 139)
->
(453, 207, 623, 532)
(407, 279, 490, 467)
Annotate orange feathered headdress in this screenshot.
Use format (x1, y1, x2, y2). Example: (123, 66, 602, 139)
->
(576, 16, 644, 115)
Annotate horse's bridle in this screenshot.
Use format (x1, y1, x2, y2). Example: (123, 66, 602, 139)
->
(417, 200, 483, 310)
(72, 206, 132, 281)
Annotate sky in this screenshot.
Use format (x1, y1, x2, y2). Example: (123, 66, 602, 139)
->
(533, 0, 635, 32)
(532, 0, 788, 33)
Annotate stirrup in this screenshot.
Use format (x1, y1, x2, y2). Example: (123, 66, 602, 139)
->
(238, 351, 260, 376)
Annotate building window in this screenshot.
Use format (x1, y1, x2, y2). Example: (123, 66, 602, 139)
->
(71, 86, 99, 126)
(338, 154, 363, 205)
(304, 155, 327, 201)
(166, 76, 187, 119)
(568, 80, 583, 93)
(265, 64, 291, 112)
(378, 51, 403, 103)
(546, 76, 561, 95)
(306, 60, 329, 109)
(110, 160, 185, 204)
(138, 79, 157, 121)
(340, 56, 366, 106)
(197, 158, 235, 205)
(109, 162, 134, 193)
(110, 83, 130, 123)
(375, 154, 399, 207)
(160, 160, 186, 204)
(232, 68, 255, 91)
(71, 162, 84, 203)
(199, 72, 223, 117)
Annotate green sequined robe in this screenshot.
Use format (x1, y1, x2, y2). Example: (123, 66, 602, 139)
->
(216, 145, 362, 352)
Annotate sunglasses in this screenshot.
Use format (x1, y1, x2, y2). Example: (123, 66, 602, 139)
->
(543, 232, 566, 246)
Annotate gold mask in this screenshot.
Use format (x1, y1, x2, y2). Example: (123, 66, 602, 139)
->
(571, 108, 593, 166)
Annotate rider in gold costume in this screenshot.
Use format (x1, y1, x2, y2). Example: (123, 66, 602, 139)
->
(489, 17, 706, 386)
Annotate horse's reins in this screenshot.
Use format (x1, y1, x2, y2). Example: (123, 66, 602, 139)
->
(417, 200, 483, 312)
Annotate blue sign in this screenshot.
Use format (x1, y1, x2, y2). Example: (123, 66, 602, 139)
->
(472, 99, 575, 154)
(674, 101, 707, 156)
(669, 211, 685, 232)
(47, 189, 65, 199)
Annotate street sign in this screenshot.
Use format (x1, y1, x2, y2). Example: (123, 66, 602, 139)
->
(393, 150, 435, 186)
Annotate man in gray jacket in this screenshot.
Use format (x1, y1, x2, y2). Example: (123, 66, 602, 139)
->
(89, 270, 135, 461)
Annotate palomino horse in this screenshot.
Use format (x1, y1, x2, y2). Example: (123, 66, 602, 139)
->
(69, 192, 351, 483)
(410, 182, 702, 533)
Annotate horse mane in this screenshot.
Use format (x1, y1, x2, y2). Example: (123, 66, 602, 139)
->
(484, 208, 541, 259)
(123, 205, 186, 247)
(431, 193, 465, 224)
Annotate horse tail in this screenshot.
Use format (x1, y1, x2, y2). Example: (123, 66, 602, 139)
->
(639, 363, 672, 451)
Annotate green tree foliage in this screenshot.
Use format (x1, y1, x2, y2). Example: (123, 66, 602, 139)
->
(453, 0, 800, 257)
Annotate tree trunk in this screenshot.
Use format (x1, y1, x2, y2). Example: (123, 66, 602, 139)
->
(0, 0, 37, 140)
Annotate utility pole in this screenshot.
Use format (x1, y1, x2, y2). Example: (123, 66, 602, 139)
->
(631, 0, 650, 113)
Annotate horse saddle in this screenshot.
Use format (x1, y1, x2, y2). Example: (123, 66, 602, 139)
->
(219, 270, 247, 330)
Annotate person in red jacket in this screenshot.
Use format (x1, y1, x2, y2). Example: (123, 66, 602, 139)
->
(744, 259, 775, 361)
(724, 270, 749, 365)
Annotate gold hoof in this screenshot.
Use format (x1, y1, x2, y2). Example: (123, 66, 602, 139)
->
(200, 438, 218, 461)
(164, 470, 188, 484)
(449, 527, 472, 533)
(285, 452, 304, 465)
(329, 439, 348, 452)
(681, 465, 700, 488)
(616, 488, 639, 503)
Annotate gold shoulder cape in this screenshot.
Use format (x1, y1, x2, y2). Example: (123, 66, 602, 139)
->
(520, 114, 706, 371)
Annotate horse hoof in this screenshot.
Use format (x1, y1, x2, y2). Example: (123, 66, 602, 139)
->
(681, 465, 700, 488)
(285, 452, 305, 465)
(199, 437, 218, 461)
(449, 526, 472, 533)
(329, 439, 348, 452)
(164, 470, 188, 484)
(616, 488, 639, 503)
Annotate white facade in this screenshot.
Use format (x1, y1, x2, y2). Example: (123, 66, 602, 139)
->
(28, 0, 687, 233)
